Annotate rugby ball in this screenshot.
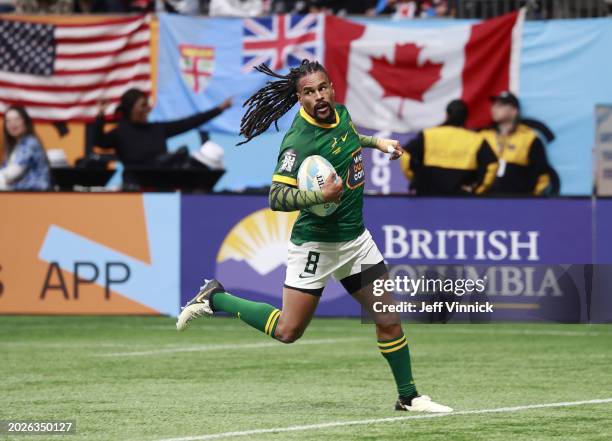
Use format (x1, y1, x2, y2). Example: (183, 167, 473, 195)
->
(297, 155, 339, 217)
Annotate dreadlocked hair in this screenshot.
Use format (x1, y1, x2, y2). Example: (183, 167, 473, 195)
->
(237, 59, 328, 145)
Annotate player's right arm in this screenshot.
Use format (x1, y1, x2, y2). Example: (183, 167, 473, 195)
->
(269, 174, 342, 212)
(269, 140, 342, 211)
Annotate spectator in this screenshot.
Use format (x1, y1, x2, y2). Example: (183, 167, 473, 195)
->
(420, 0, 448, 17)
(333, 0, 377, 15)
(400, 99, 498, 195)
(393, 0, 417, 18)
(0, 0, 15, 12)
(15, 0, 72, 13)
(480, 91, 553, 196)
(93, 88, 232, 168)
(377, 0, 400, 15)
(289, 0, 332, 14)
(209, 0, 265, 16)
(125, 0, 154, 12)
(377, 0, 450, 17)
(156, 0, 199, 14)
(0, 106, 51, 191)
(73, 0, 127, 13)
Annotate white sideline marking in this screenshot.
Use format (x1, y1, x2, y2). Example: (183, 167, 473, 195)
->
(0, 342, 137, 349)
(304, 326, 608, 338)
(96, 338, 363, 357)
(417, 328, 603, 337)
(151, 398, 612, 441)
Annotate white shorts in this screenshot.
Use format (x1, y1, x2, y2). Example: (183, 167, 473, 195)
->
(285, 229, 386, 296)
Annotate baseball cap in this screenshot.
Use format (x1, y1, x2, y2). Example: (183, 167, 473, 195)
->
(490, 91, 520, 109)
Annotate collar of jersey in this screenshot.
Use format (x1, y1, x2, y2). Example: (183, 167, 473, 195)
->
(299, 107, 340, 129)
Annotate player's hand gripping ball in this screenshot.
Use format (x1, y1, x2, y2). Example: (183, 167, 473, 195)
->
(297, 155, 341, 217)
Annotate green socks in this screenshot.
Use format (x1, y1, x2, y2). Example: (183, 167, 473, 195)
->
(211, 293, 417, 397)
(211, 292, 280, 338)
(378, 333, 418, 398)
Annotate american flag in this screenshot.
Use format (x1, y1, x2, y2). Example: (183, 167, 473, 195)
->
(0, 15, 151, 122)
(242, 14, 322, 73)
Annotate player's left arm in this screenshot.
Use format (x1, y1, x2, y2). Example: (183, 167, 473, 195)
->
(346, 110, 402, 159)
(357, 134, 403, 160)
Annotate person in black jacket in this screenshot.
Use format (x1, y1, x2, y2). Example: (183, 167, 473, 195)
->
(480, 92, 553, 196)
(400, 100, 498, 196)
(93, 88, 232, 167)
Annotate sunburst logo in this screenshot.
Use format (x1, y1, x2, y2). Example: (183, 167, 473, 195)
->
(216, 209, 298, 275)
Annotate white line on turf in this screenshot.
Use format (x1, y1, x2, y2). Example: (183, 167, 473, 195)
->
(0, 342, 138, 349)
(412, 328, 603, 337)
(301, 326, 607, 337)
(96, 338, 364, 357)
(150, 398, 612, 441)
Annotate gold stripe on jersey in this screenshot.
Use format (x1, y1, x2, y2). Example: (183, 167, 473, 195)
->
(299, 106, 340, 129)
(272, 174, 298, 186)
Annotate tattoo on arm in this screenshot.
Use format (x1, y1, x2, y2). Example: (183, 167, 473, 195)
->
(269, 182, 325, 212)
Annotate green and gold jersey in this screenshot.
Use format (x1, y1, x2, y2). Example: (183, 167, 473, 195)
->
(272, 104, 365, 245)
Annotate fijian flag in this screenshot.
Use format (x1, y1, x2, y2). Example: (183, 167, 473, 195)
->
(0, 15, 151, 122)
(241, 14, 323, 73)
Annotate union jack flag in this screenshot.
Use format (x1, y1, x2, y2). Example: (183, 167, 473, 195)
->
(242, 14, 322, 73)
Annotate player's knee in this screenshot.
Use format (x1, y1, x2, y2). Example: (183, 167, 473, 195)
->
(275, 326, 304, 344)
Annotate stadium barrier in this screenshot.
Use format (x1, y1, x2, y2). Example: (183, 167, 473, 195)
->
(1, 193, 611, 322)
(456, 0, 610, 19)
(596, 105, 612, 196)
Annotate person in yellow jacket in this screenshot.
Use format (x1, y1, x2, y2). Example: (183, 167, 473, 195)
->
(480, 92, 552, 196)
(400, 100, 498, 196)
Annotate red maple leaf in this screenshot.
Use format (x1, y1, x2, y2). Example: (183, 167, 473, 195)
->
(369, 43, 443, 118)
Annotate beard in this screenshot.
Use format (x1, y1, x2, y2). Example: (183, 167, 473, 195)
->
(313, 101, 335, 124)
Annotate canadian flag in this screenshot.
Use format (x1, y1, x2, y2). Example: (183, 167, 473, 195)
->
(324, 11, 525, 132)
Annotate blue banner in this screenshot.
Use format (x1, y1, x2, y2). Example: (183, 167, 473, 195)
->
(180, 195, 609, 320)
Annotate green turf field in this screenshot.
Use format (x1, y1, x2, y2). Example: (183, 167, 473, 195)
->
(1, 316, 611, 441)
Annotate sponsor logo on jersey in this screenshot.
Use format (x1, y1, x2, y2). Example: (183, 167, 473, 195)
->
(347, 148, 365, 189)
(332, 131, 350, 155)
